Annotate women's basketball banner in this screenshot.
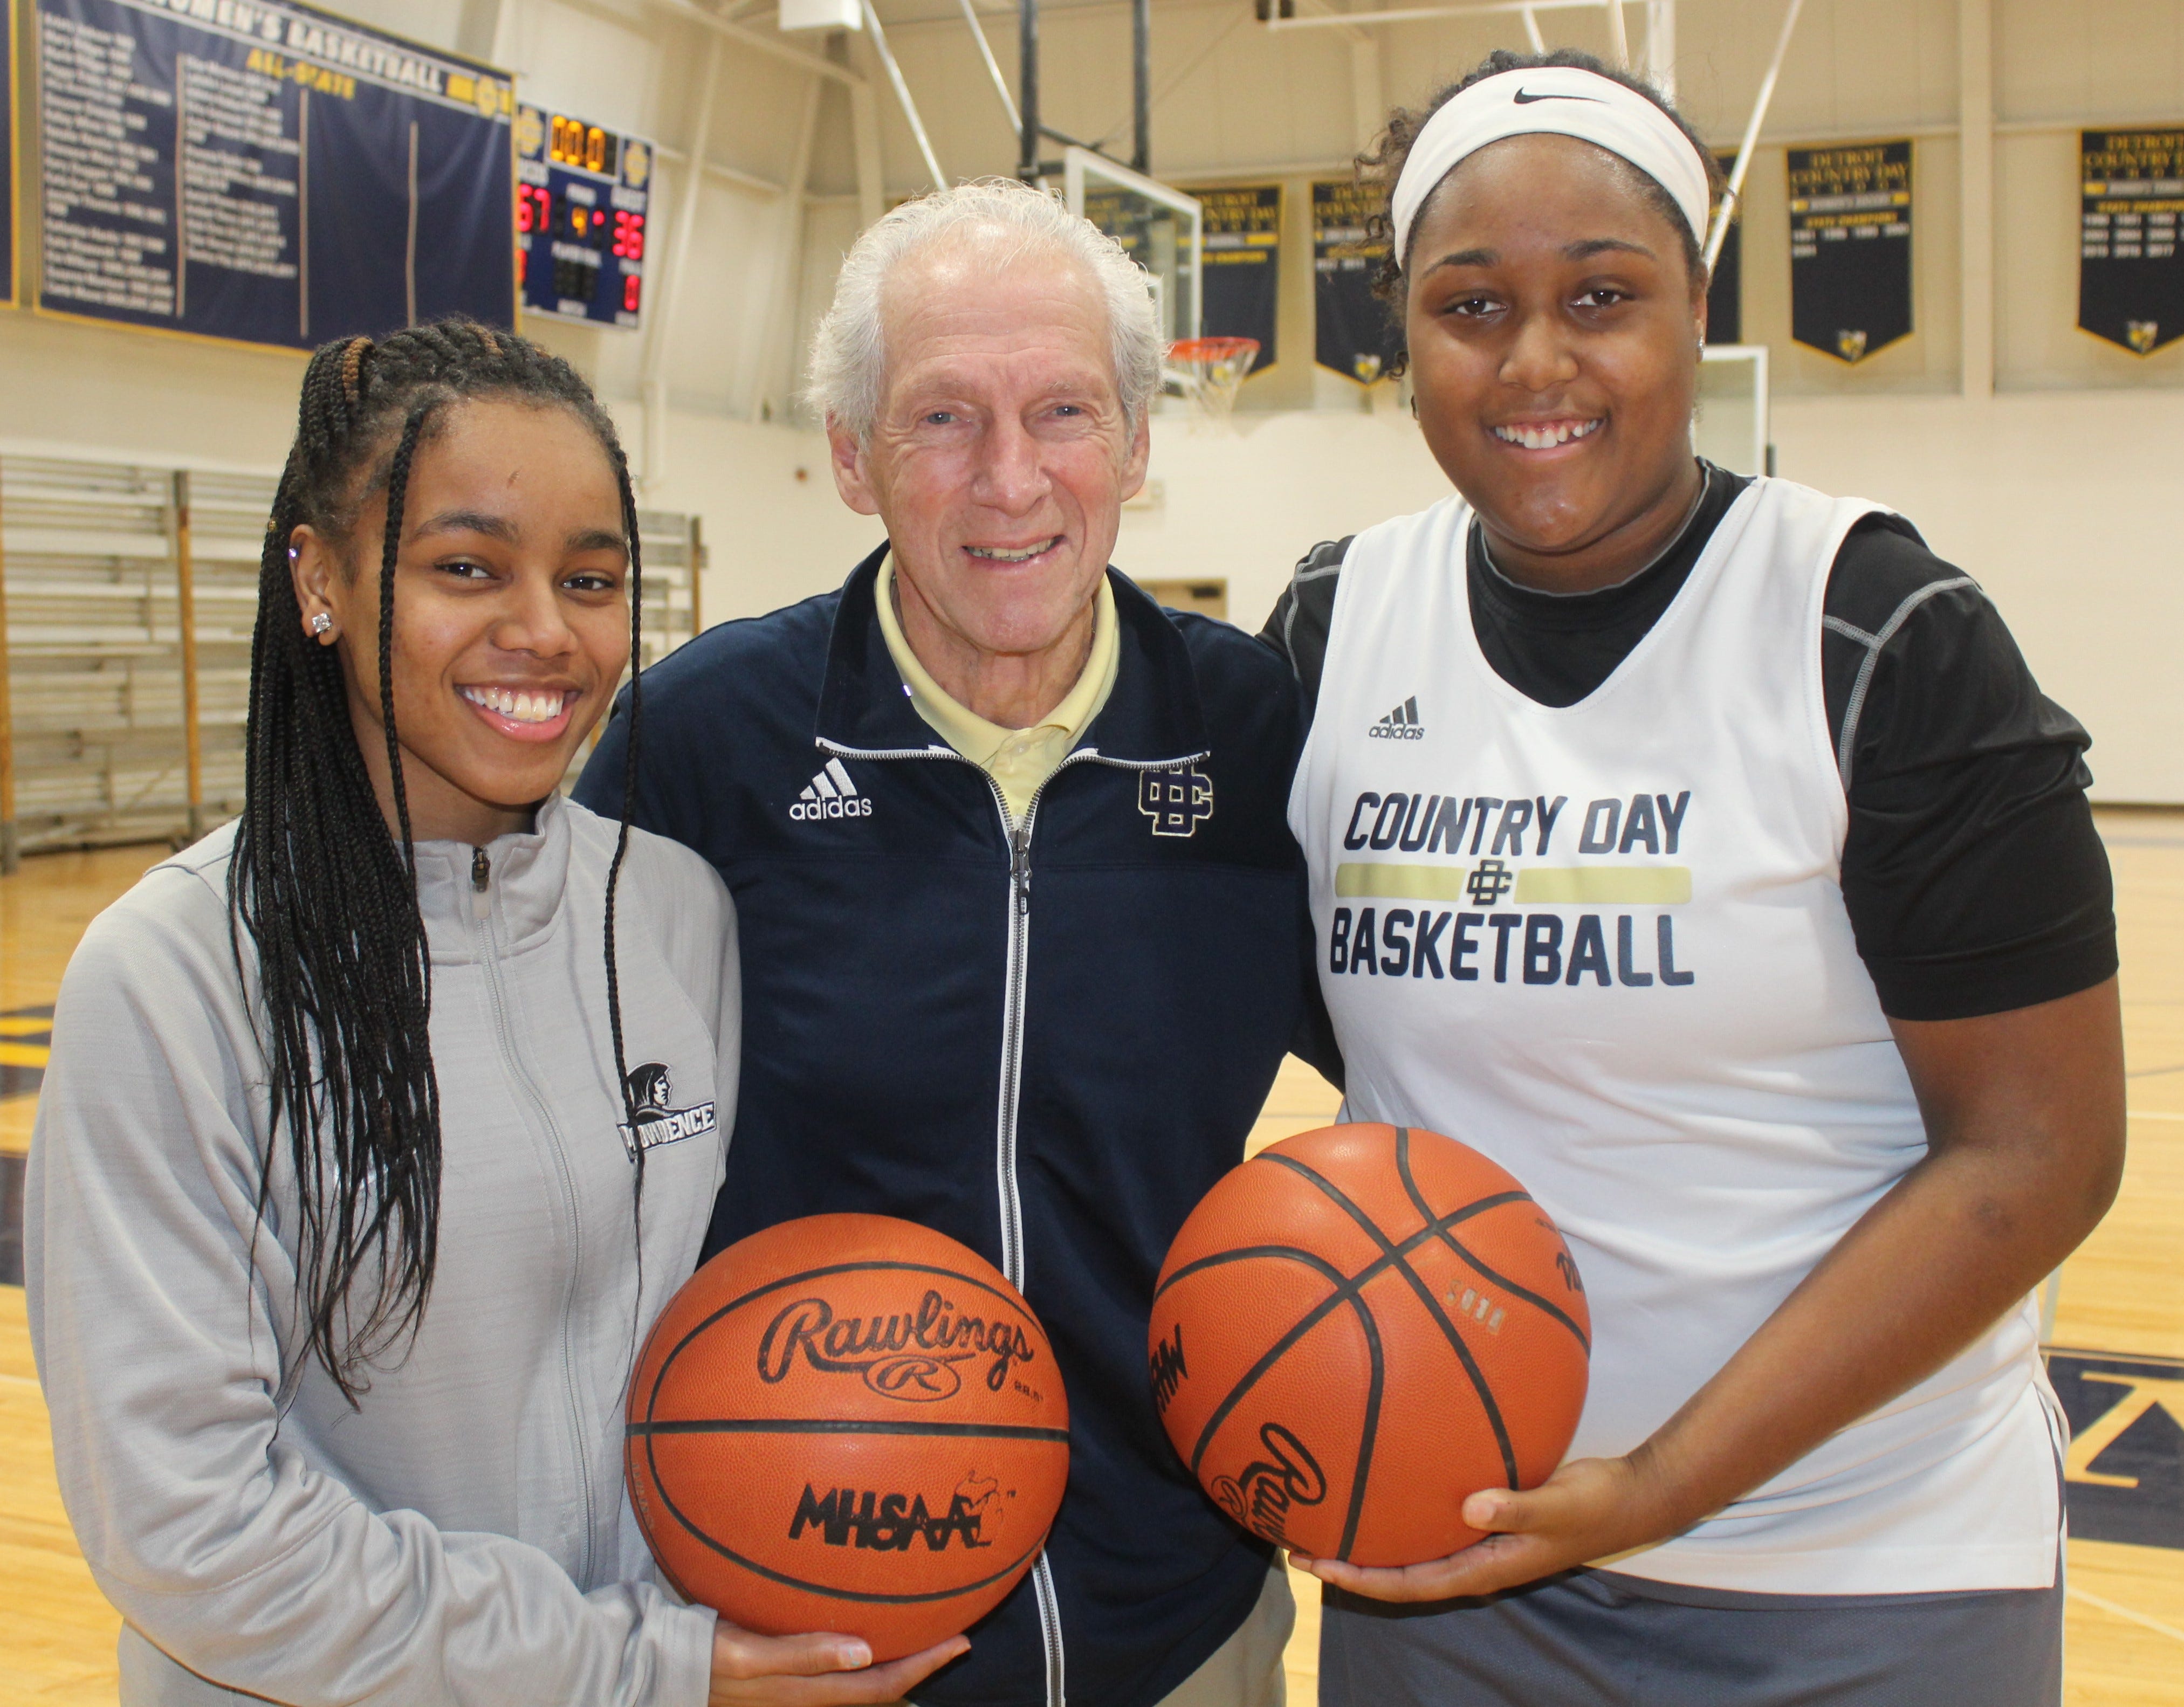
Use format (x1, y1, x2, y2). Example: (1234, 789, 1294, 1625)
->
(1189, 183, 1280, 374)
(1706, 153, 1740, 345)
(33, 0, 515, 350)
(1787, 141, 1913, 364)
(1313, 180, 1396, 385)
(2079, 130, 2184, 355)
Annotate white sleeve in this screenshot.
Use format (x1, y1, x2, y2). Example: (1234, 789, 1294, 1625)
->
(25, 876, 716, 1707)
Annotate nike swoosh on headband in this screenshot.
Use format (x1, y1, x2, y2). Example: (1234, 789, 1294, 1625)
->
(1512, 89, 1605, 104)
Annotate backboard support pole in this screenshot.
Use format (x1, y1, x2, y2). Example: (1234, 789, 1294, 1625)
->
(1018, 0, 1040, 181)
(1131, 0, 1151, 172)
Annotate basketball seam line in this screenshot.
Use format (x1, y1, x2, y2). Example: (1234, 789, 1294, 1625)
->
(1180, 1244, 1379, 1484)
(628, 1419, 1070, 1442)
(1183, 1245, 1387, 1561)
(632, 1431, 1052, 1605)
(1391, 1140, 1592, 1357)
(1262, 1145, 1523, 1493)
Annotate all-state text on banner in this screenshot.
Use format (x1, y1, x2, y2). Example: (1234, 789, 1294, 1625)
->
(35, 0, 516, 352)
(1190, 183, 1279, 375)
(2079, 129, 2184, 355)
(1312, 178, 1396, 386)
(1787, 140, 1913, 364)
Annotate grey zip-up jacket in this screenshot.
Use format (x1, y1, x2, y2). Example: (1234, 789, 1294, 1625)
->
(27, 794, 736, 1707)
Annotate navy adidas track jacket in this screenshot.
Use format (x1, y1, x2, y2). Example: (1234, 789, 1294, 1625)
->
(577, 547, 1320, 1707)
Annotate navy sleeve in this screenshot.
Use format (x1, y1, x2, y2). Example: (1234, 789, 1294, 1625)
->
(1824, 518, 2117, 1022)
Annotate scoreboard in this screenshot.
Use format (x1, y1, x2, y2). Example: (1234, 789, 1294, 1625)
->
(517, 104, 650, 330)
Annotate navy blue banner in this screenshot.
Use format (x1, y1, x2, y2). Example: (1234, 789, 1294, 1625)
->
(1192, 183, 1279, 375)
(1787, 140, 1913, 364)
(36, 0, 513, 349)
(1313, 178, 1396, 386)
(1706, 153, 1740, 346)
(2079, 129, 2184, 355)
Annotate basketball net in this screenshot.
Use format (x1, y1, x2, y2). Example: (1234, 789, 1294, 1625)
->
(1167, 336, 1260, 426)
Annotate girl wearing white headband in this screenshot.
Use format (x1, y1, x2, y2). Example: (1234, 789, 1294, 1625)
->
(1266, 49, 2116, 1707)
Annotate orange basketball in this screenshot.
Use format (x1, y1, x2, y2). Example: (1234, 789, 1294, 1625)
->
(1149, 1124, 1589, 1567)
(627, 1214, 1069, 1658)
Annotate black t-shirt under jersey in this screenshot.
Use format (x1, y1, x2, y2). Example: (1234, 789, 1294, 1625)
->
(1261, 463, 2117, 1022)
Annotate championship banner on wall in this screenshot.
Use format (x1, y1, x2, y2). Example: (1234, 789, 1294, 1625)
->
(35, 0, 515, 351)
(1787, 140, 1912, 364)
(1188, 183, 1278, 374)
(1706, 153, 1740, 345)
(2079, 130, 2184, 355)
(1313, 180, 1395, 384)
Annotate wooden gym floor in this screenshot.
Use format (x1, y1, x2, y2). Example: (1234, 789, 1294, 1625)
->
(5, 820, 2184, 1705)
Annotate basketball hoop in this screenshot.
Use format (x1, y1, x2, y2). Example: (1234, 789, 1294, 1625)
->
(1167, 336, 1260, 424)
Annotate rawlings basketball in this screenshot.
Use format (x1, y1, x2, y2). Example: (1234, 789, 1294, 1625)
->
(1149, 1124, 1588, 1567)
(627, 1214, 1069, 1658)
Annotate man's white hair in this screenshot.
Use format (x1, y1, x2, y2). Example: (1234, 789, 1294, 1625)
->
(805, 178, 1165, 443)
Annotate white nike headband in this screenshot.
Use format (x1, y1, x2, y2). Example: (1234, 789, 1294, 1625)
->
(1390, 66, 1714, 264)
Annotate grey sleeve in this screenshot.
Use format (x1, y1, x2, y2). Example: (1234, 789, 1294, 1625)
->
(25, 875, 716, 1707)
(1258, 538, 1352, 729)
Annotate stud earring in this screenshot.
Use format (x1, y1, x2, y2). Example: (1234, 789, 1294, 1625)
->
(310, 612, 333, 636)
(288, 546, 300, 563)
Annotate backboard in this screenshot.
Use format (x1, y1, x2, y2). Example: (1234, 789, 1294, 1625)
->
(1061, 147, 1203, 349)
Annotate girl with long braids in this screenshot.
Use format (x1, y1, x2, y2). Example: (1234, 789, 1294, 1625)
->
(26, 321, 963, 1707)
(1267, 49, 2120, 1707)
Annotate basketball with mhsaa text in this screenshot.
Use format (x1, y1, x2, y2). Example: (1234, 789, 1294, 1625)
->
(1150, 1124, 1589, 1566)
(627, 1214, 1070, 1657)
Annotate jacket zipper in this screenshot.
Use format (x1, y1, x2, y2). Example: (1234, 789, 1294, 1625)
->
(465, 846, 600, 1587)
(815, 737, 1207, 1707)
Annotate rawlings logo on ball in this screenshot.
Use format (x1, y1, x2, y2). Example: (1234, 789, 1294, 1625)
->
(757, 1290, 1038, 1401)
(1211, 1422, 1327, 1546)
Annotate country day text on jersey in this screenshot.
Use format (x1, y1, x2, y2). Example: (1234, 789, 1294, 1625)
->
(1329, 789, 1695, 988)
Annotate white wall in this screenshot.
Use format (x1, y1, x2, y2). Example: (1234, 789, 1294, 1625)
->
(8, 0, 2184, 800)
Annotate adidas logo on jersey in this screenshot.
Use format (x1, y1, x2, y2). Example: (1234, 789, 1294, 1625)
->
(1369, 696, 1424, 740)
(791, 757, 874, 820)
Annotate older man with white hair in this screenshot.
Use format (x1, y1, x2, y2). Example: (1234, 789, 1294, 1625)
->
(579, 181, 1328, 1707)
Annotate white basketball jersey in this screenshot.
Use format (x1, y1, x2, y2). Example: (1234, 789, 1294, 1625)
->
(1290, 479, 2062, 1594)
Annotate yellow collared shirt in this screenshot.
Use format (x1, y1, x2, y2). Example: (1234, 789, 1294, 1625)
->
(875, 559, 1120, 825)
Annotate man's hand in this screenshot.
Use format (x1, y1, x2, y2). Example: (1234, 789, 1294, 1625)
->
(708, 1621, 969, 1706)
(1289, 1454, 1675, 1603)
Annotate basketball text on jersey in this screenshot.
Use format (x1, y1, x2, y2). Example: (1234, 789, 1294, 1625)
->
(1329, 789, 1695, 987)
(616, 1062, 719, 1158)
(1368, 696, 1425, 739)
(788, 1474, 1003, 1552)
(756, 1290, 1041, 1401)
(1139, 765, 1214, 837)
(791, 757, 873, 820)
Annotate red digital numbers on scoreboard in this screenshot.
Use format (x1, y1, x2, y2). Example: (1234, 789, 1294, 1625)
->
(517, 183, 551, 235)
(613, 211, 645, 260)
(623, 276, 642, 313)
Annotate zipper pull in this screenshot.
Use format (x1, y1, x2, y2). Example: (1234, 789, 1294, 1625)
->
(1011, 825, 1032, 915)
(470, 846, 491, 920)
